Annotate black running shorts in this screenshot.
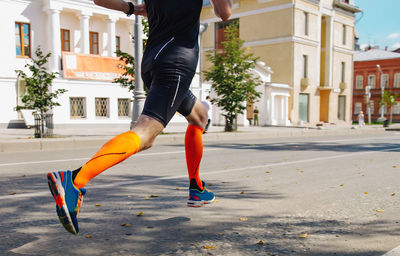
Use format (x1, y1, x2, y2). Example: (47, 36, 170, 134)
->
(141, 38, 199, 127)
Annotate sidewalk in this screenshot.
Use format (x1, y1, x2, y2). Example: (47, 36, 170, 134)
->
(0, 122, 396, 153)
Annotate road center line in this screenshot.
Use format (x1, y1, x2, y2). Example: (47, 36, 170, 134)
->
(0, 148, 222, 167)
(1, 146, 398, 201)
(0, 136, 397, 167)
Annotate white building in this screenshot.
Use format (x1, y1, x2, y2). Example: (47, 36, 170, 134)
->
(210, 62, 291, 127)
(1, 0, 208, 129)
(0, 0, 140, 128)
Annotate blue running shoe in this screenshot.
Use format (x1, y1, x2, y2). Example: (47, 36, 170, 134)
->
(47, 170, 86, 235)
(187, 181, 215, 207)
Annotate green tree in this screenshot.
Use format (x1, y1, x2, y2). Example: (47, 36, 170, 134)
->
(15, 46, 66, 137)
(379, 90, 399, 123)
(204, 21, 262, 132)
(114, 49, 135, 92)
(113, 18, 149, 92)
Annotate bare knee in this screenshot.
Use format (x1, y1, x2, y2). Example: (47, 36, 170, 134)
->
(186, 101, 208, 129)
(131, 115, 164, 151)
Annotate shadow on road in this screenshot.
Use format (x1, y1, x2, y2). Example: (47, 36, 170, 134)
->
(0, 173, 399, 255)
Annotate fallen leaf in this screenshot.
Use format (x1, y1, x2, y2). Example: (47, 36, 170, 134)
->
(145, 196, 150, 200)
(298, 232, 309, 238)
(265, 171, 270, 173)
(392, 193, 396, 196)
(217, 233, 224, 235)
(239, 217, 248, 222)
(340, 184, 344, 187)
(246, 176, 250, 178)
(137, 211, 143, 216)
(86, 235, 92, 238)
(257, 240, 265, 245)
(121, 223, 132, 227)
(240, 191, 246, 194)
(9, 192, 16, 195)
(393, 166, 397, 168)
(214, 199, 220, 202)
(95, 204, 101, 207)
(208, 183, 213, 186)
(176, 187, 180, 190)
(150, 195, 158, 198)
(204, 245, 216, 250)
(364, 192, 368, 195)
(376, 209, 384, 213)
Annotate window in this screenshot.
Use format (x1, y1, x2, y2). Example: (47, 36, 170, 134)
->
(118, 98, 130, 117)
(302, 55, 308, 78)
(303, 12, 309, 36)
(338, 95, 346, 120)
(61, 29, 70, 52)
(380, 105, 387, 115)
(299, 93, 309, 122)
(381, 74, 389, 88)
(341, 62, 346, 83)
(368, 74, 376, 88)
(95, 98, 109, 117)
(70, 97, 86, 118)
(394, 73, 400, 88)
(354, 102, 362, 115)
(393, 102, 400, 115)
(116, 36, 121, 51)
(90, 31, 99, 55)
(369, 101, 374, 115)
(15, 22, 31, 57)
(355, 75, 363, 89)
(342, 24, 347, 45)
(215, 19, 239, 50)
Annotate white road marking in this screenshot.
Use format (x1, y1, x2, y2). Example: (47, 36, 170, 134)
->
(1, 146, 398, 201)
(0, 136, 397, 167)
(383, 246, 400, 256)
(0, 148, 222, 167)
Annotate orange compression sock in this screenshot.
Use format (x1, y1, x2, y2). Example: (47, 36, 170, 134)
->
(185, 125, 204, 190)
(73, 131, 141, 189)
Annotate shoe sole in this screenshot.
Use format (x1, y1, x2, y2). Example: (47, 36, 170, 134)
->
(187, 196, 215, 208)
(47, 172, 77, 235)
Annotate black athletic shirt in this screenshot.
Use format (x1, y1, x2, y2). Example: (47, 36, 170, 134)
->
(144, 0, 203, 48)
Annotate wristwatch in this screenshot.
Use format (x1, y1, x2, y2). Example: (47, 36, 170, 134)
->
(126, 2, 135, 17)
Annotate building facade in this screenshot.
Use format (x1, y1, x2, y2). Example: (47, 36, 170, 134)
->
(353, 49, 400, 123)
(0, 0, 140, 128)
(200, 0, 361, 126)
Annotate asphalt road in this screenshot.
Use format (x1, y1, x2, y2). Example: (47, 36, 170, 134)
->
(1, 132, 400, 256)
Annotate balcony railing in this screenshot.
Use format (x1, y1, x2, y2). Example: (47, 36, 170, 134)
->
(333, 0, 362, 13)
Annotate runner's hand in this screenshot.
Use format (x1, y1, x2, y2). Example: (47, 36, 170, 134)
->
(133, 3, 147, 17)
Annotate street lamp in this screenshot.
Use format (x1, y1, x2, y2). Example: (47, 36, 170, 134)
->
(376, 64, 385, 122)
(365, 85, 371, 125)
(131, 0, 145, 128)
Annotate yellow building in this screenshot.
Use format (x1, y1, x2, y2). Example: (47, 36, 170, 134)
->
(200, 0, 361, 125)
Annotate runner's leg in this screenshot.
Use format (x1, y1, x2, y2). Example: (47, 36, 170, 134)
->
(73, 115, 163, 189)
(184, 100, 208, 190)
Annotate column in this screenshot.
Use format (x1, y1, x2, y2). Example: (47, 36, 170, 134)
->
(325, 15, 334, 88)
(78, 11, 92, 54)
(107, 16, 117, 57)
(48, 8, 61, 73)
(131, 0, 145, 126)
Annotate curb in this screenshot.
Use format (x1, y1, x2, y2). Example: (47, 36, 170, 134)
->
(0, 127, 391, 153)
